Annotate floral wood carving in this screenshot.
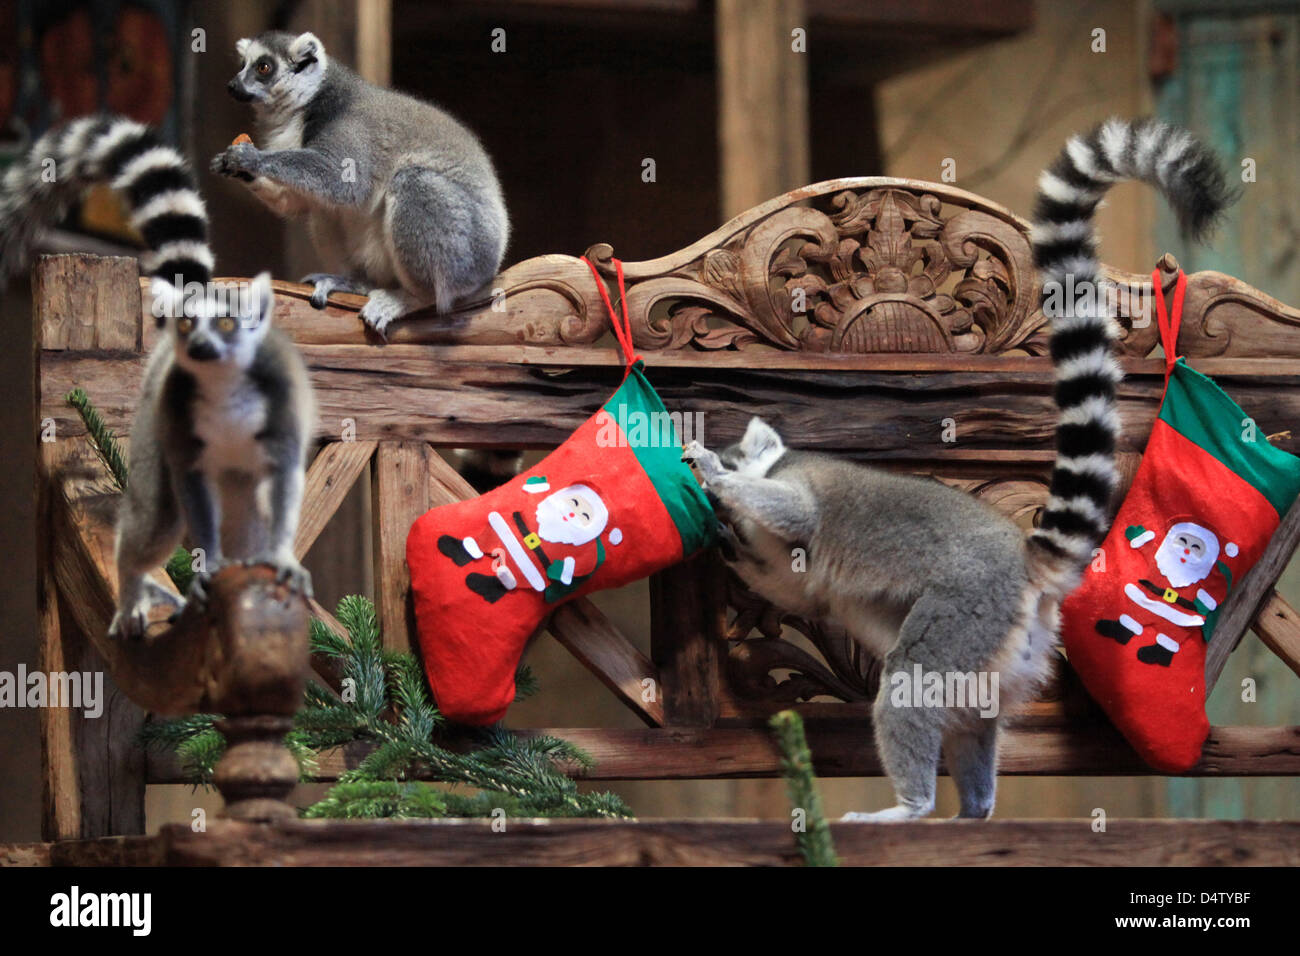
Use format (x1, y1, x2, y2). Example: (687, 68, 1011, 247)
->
(586, 178, 1054, 355)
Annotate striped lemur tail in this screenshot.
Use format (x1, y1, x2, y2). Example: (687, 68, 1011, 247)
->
(1027, 117, 1235, 588)
(0, 114, 213, 299)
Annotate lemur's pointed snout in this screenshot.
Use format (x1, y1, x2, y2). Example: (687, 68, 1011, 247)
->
(187, 337, 220, 361)
(227, 79, 254, 102)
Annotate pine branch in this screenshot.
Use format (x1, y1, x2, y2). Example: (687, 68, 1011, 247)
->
(769, 710, 839, 867)
(67, 388, 191, 590)
(66, 388, 129, 491)
(141, 594, 633, 820)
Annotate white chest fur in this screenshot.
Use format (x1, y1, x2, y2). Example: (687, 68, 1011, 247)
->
(193, 374, 269, 475)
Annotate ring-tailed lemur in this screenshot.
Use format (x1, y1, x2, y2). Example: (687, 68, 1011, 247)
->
(0, 115, 316, 640)
(683, 118, 1233, 822)
(212, 30, 510, 337)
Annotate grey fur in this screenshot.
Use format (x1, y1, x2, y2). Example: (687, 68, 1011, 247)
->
(110, 273, 317, 640)
(213, 31, 510, 336)
(685, 422, 1049, 823)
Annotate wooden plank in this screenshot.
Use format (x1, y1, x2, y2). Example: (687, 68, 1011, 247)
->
(1254, 592, 1300, 681)
(2, 836, 163, 867)
(147, 723, 1299, 783)
(293, 440, 377, 559)
(716, 0, 809, 220)
(42, 347, 1300, 459)
(427, 452, 666, 726)
(153, 818, 1300, 867)
(548, 603, 665, 727)
(651, 554, 723, 726)
(34, 254, 140, 351)
(371, 442, 430, 653)
(1206, 495, 1300, 693)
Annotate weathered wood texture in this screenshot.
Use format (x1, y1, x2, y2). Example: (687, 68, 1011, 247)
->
(148, 818, 1299, 866)
(144, 723, 1300, 783)
(371, 442, 430, 653)
(1206, 495, 1300, 692)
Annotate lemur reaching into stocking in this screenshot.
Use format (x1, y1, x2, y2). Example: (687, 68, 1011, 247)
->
(683, 118, 1234, 821)
(0, 115, 317, 639)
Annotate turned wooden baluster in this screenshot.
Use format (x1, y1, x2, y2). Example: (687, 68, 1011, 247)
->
(100, 564, 310, 822)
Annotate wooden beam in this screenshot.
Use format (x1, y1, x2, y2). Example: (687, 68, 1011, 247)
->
(715, 0, 809, 219)
(1206, 495, 1300, 694)
(294, 440, 377, 559)
(651, 553, 723, 726)
(151, 817, 1299, 867)
(42, 346, 1300, 459)
(1254, 592, 1300, 681)
(548, 602, 664, 727)
(371, 442, 431, 653)
(148, 723, 1300, 783)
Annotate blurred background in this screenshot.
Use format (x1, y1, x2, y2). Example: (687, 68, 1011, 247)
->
(2, 0, 1298, 839)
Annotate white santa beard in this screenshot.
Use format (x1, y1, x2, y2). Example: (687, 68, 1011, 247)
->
(536, 496, 600, 546)
(1154, 540, 1214, 589)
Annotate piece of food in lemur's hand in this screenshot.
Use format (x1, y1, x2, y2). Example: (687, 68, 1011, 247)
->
(684, 117, 1235, 823)
(214, 30, 511, 336)
(0, 115, 317, 640)
(227, 133, 256, 180)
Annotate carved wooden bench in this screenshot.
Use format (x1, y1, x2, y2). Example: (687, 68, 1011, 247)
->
(18, 178, 1300, 865)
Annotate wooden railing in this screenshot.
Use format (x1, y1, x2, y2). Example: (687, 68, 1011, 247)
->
(31, 177, 1300, 845)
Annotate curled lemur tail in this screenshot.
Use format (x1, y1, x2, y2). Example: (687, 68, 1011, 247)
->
(1027, 117, 1234, 584)
(0, 114, 213, 291)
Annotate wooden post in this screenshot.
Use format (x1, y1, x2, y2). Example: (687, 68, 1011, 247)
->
(35, 255, 147, 839)
(650, 552, 724, 727)
(371, 442, 430, 653)
(715, 0, 809, 219)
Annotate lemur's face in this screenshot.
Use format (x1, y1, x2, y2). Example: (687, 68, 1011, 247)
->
(228, 32, 327, 109)
(151, 273, 274, 372)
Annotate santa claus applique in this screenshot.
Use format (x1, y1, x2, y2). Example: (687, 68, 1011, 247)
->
(435, 478, 623, 604)
(1094, 519, 1238, 667)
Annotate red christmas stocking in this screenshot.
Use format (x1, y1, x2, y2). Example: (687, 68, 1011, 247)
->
(1061, 270, 1300, 771)
(406, 259, 716, 724)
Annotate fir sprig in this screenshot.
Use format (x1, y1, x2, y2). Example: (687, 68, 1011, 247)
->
(769, 710, 839, 867)
(66, 389, 192, 590)
(141, 593, 631, 820)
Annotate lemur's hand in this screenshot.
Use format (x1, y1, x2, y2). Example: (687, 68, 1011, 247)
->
(210, 142, 262, 180)
(682, 440, 725, 483)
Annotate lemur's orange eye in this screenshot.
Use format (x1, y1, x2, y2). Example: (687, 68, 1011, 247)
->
(256, 61, 272, 76)
(217, 316, 237, 333)
(176, 317, 194, 335)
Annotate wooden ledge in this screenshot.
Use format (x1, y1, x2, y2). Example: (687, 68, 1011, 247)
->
(6, 818, 1298, 867)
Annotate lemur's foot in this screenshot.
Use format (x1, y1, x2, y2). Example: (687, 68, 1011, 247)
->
(358, 289, 425, 339)
(681, 440, 726, 483)
(244, 553, 314, 600)
(108, 603, 150, 642)
(842, 804, 933, 823)
(186, 569, 215, 610)
(301, 273, 369, 310)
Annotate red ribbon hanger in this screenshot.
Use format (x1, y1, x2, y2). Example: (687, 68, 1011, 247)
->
(582, 255, 641, 377)
(1151, 266, 1187, 380)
